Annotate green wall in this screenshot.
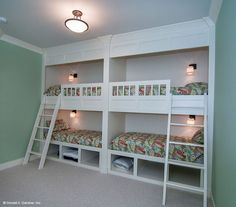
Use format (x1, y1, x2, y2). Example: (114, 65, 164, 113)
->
(213, 0, 236, 206)
(0, 40, 42, 164)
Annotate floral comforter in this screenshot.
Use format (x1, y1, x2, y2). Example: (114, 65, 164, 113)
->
(52, 129, 102, 148)
(44, 82, 208, 96)
(111, 132, 203, 163)
(171, 82, 208, 95)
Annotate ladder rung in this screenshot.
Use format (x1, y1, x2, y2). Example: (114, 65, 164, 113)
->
(169, 141, 204, 148)
(171, 106, 205, 109)
(36, 126, 50, 129)
(40, 114, 53, 117)
(30, 151, 42, 156)
(170, 123, 204, 127)
(168, 159, 205, 169)
(42, 103, 56, 106)
(166, 181, 204, 193)
(34, 139, 46, 142)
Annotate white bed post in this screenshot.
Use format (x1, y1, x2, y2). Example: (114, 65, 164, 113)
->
(162, 94, 172, 205)
(203, 94, 208, 207)
(99, 35, 112, 174)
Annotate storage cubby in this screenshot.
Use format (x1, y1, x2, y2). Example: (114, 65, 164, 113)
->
(45, 59, 104, 89)
(80, 149, 100, 168)
(110, 154, 134, 175)
(137, 159, 164, 181)
(109, 48, 209, 85)
(61, 146, 79, 163)
(169, 165, 201, 187)
(47, 144, 60, 159)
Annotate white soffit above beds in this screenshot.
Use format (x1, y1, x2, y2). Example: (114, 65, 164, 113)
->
(0, 0, 211, 48)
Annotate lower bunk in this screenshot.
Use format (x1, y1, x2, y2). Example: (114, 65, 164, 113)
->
(46, 119, 102, 171)
(108, 130, 204, 189)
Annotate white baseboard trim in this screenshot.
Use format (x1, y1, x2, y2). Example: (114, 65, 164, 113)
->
(210, 192, 216, 207)
(0, 158, 24, 171)
(0, 155, 40, 171)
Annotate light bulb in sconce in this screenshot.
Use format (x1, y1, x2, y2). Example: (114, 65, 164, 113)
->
(68, 73, 78, 82)
(70, 110, 77, 118)
(186, 64, 197, 76)
(187, 115, 196, 125)
(69, 74, 74, 82)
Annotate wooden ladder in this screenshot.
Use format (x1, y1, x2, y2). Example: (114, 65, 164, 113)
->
(162, 94, 208, 207)
(23, 95, 61, 169)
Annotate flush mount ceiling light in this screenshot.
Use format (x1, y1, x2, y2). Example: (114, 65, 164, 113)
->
(65, 10, 89, 33)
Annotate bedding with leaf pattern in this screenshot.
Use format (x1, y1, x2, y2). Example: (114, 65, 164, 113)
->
(171, 82, 208, 95)
(52, 129, 102, 148)
(44, 85, 61, 96)
(111, 131, 204, 163)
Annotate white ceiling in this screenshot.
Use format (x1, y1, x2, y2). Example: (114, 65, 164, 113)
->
(0, 0, 211, 48)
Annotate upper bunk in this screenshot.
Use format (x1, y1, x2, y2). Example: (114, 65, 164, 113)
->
(108, 47, 209, 115)
(109, 80, 206, 115)
(44, 58, 105, 111)
(45, 83, 104, 111)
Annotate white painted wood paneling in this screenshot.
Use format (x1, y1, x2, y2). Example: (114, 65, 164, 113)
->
(45, 38, 105, 66)
(110, 19, 210, 58)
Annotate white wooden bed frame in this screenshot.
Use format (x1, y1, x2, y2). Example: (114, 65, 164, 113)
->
(109, 80, 205, 115)
(45, 80, 205, 115)
(42, 18, 215, 207)
(45, 83, 105, 111)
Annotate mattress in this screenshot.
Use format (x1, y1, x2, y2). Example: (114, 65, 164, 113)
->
(52, 129, 102, 148)
(111, 132, 203, 163)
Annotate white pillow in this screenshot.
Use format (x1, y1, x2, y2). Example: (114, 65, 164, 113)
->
(63, 149, 78, 159)
(112, 157, 133, 171)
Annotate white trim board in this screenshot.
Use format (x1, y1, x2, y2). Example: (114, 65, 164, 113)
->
(0, 158, 23, 171)
(209, 0, 223, 23)
(0, 34, 43, 54)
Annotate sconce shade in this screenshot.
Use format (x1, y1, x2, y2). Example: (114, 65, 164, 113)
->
(186, 64, 197, 76)
(187, 115, 196, 125)
(69, 74, 74, 82)
(70, 110, 77, 118)
(68, 73, 78, 82)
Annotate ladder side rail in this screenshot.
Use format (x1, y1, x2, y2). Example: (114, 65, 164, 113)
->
(23, 96, 46, 165)
(162, 94, 172, 205)
(203, 93, 208, 207)
(38, 94, 61, 169)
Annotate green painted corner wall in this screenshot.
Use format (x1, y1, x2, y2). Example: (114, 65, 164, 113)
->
(213, 0, 236, 206)
(0, 40, 42, 164)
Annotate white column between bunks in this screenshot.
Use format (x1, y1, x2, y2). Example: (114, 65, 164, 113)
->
(99, 35, 112, 174)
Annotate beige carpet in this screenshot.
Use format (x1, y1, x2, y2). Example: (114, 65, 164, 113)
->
(0, 160, 209, 207)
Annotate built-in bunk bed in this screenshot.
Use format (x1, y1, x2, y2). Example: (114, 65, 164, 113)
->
(40, 19, 212, 207)
(44, 59, 104, 171)
(107, 47, 208, 195)
(108, 80, 207, 183)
